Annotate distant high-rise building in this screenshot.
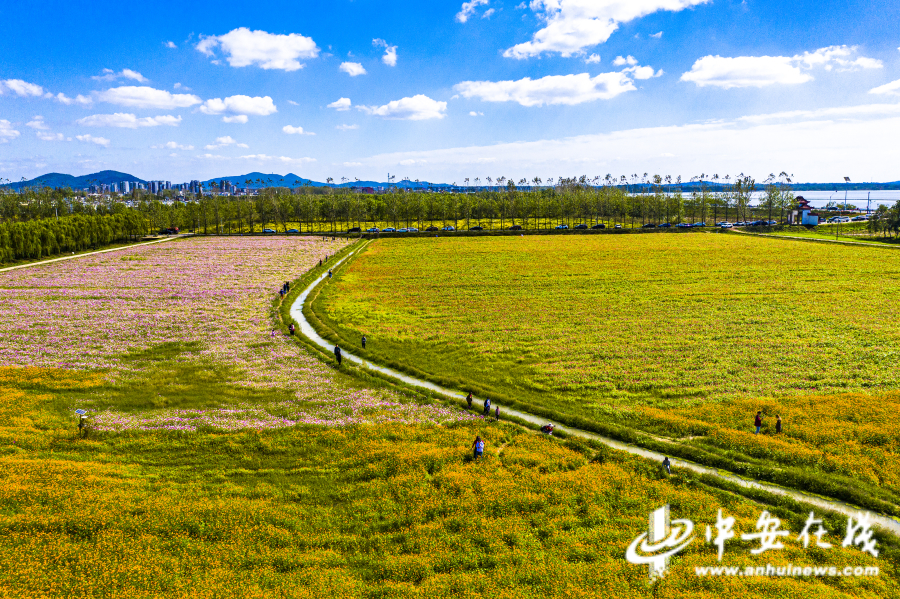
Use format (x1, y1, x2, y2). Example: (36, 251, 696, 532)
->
(120, 181, 131, 193)
(189, 180, 201, 194)
(164, 181, 171, 190)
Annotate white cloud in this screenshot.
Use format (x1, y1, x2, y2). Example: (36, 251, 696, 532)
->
(482, 8, 496, 18)
(358, 94, 447, 120)
(343, 161, 362, 167)
(400, 159, 428, 166)
(613, 55, 638, 66)
(585, 53, 601, 64)
(0, 120, 20, 142)
(870, 79, 900, 97)
(97, 86, 202, 109)
(1, 79, 44, 96)
(340, 62, 367, 77)
(152, 141, 194, 150)
(456, 0, 489, 23)
(196, 28, 319, 71)
(650, 31, 663, 39)
(288, 100, 300, 106)
(328, 97, 352, 111)
(92, 68, 148, 83)
(36, 132, 66, 141)
(199, 95, 277, 116)
(352, 101, 900, 182)
(165, 41, 177, 49)
(373, 38, 398, 66)
(204, 135, 249, 149)
(682, 45, 882, 89)
(239, 154, 316, 164)
(336, 124, 359, 130)
(505, 0, 710, 58)
(26, 116, 49, 130)
(76, 113, 182, 128)
(222, 115, 249, 123)
(469, 111, 484, 116)
(75, 134, 110, 147)
(56, 92, 93, 106)
(283, 125, 315, 135)
(623, 65, 663, 79)
(738, 103, 900, 124)
(173, 83, 189, 90)
(454, 72, 637, 106)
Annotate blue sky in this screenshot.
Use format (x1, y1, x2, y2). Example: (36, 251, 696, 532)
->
(1, 0, 899, 184)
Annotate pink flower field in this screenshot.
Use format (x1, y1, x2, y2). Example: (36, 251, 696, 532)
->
(0, 237, 474, 430)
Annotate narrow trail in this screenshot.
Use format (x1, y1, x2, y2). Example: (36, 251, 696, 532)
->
(0, 235, 186, 274)
(290, 248, 900, 538)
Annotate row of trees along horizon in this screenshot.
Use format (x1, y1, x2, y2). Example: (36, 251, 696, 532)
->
(2, 173, 899, 264)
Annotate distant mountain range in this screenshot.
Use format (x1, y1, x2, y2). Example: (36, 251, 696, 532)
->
(2, 171, 900, 191)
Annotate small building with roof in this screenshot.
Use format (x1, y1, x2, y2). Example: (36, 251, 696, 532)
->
(787, 196, 819, 225)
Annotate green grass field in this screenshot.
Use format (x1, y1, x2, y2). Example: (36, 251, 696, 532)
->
(311, 233, 900, 506)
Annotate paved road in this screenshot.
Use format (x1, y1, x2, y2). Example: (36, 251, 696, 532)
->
(291, 247, 900, 537)
(0, 235, 185, 274)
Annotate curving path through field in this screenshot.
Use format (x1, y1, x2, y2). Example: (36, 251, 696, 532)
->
(0, 235, 186, 274)
(290, 248, 900, 538)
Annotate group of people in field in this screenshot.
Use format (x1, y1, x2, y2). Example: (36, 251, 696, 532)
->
(754, 411, 783, 435)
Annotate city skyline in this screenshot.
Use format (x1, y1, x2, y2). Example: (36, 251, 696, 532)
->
(1, 0, 899, 183)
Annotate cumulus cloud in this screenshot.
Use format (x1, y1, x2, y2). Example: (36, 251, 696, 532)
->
(1, 79, 44, 96)
(0, 120, 20, 142)
(283, 125, 315, 135)
(340, 62, 367, 77)
(56, 92, 93, 106)
(204, 135, 249, 149)
(456, 0, 490, 23)
(199, 95, 277, 117)
(585, 54, 601, 64)
(869, 79, 900, 97)
(328, 97, 352, 111)
(152, 141, 194, 150)
(223, 115, 249, 123)
(165, 41, 177, 49)
(36, 132, 66, 141)
(336, 124, 359, 130)
(682, 45, 883, 89)
(482, 8, 496, 18)
(623, 65, 663, 79)
(26, 116, 49, 130)
(454, 71, 638, 106)
(96, 86, 202, 109)
(373, 38, 398, 66)
(613, 55, 638, 66)
(505, 0, 710, 58)
(92, 68, 148, 83)
(469, 111, 484, 116)
(196, 28, 319, 71)
(76, 113, 181, 128)
(75, 134, 110, 147)
(650, 31, 663, 39)
(358, 95, 447, 120)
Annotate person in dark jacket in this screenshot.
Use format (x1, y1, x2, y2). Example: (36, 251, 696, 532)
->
(662, 456, 671, 475)
(466, 392, 473, 409)
(494, 405, 500, 421)
(775, 414, 782, 434)
(289, 323, 295, 336)
(361, 335, 367, 349)
(334, 345, 342, 365)
(483, 397, 491, 415)
(754, 411, 763, 435)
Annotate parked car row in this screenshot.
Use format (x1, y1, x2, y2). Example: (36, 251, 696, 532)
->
(716, 220, 778, 228)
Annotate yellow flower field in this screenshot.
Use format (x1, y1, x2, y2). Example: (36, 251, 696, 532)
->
(0, 369, 894, 598)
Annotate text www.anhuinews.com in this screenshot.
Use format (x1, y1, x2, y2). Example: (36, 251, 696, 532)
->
(695, 564, 879, 577)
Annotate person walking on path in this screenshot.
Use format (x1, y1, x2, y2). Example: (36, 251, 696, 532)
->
(466, 392, 473, 409)
(361, 335, 366, 350)
(494, 405, 500, 421)
(662, 456, 671, 475)
(754, 411, 763, 435)
(289, 323, 296, 336)
(328, 269, 333, 278)
(472, 436, 485, 460)
(334, 345, 342, 365)
(775, 414, 782, 434)
(483, 397, 491, 416)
